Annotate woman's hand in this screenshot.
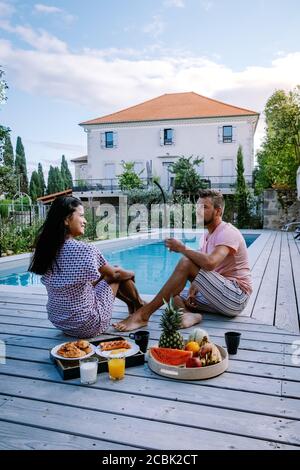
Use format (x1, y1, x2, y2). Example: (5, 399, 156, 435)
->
(99, 264, 135, 283)
(114, 266, 135, 282)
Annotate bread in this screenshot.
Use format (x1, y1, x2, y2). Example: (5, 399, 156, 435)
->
(57, 340, 92, 358)
(99, 340, 131, 351)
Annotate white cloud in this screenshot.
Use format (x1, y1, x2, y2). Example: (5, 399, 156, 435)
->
(1, 30, 300, 151)
(143, 15, 165, 38)
(0, 1, 15, 17)
(34, 3, 75, 23)
(34, 4, 61, 14)
(163, 0, 185, 7)
(0, 21, 68, 53)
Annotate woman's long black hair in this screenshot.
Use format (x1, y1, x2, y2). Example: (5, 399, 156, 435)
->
(29, 196, 82, 275)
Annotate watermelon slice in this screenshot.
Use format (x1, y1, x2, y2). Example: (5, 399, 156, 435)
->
(150, 347, 193, 366)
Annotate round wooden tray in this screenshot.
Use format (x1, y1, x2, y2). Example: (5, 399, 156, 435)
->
(148, 345, 228, 380)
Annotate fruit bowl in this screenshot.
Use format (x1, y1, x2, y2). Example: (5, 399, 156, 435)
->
(147, 344, 228, 380)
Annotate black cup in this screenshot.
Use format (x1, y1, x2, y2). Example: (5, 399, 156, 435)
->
(224, 331, 241, 355)
(129, 330, 149, 353)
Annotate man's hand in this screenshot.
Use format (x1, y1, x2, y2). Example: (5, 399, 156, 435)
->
(186, 282, 199, 309)
(165, 238, 185, 253)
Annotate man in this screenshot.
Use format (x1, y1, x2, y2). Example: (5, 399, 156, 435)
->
(113, 189, 252, 332)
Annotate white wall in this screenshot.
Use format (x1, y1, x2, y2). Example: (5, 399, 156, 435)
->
(82, 116, 257, 188)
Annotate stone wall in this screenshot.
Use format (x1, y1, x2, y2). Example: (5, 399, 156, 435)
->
(263, 189, 300, 229)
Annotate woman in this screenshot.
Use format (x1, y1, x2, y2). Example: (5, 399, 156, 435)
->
(29, 196, 144, 338)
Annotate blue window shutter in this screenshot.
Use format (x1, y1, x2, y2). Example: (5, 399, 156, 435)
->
(113, 131, 118, 148)
(160, 129, 164, 146)
(218, 126, 223, 143)
(232, 126, 237, 143)
(100, 132, 105, 148)
(171, 128, 175, 145)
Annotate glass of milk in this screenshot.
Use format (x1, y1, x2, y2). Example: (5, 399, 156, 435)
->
(79, 357, 98, 384)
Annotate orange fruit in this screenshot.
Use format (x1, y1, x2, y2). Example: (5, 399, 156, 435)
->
(185, 341, 200, 356)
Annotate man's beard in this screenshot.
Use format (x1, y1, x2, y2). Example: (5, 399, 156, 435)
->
(204, 216, 214, 226)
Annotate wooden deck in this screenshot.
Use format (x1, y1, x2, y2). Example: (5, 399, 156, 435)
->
(0, 230, 300, 450)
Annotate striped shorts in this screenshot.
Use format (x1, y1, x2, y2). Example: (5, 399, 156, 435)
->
(180, 270, 249, 317)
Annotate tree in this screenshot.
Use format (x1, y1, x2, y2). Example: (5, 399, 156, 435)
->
(3, 134, 14, 168)
(29, 170, 41, 201)
(47, 165, 64, 194)
(0, 68, 10, 160)
(117, 161, 144, 190)
(234, 146, 251, 228)
(60, 155, 73, 189)
(15, 136, 28, 193)
(255, 87, 300, 192)
(38, 162, 46, 196)
(0, 165, 17, 197)
(168, 155, 205, 202)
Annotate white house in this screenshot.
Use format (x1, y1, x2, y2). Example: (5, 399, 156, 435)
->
(76, 92, 259, 193)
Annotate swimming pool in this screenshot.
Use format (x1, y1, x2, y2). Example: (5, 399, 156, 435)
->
(0, 234, 258, 294)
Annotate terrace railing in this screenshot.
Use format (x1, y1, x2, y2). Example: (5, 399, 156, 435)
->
(72, 175, 253, 193)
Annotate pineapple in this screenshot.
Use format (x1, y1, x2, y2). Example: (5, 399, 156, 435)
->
(158, 296, 185, 349)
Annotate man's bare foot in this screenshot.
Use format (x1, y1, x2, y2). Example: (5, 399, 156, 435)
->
(113, 311, 148, 332)
(180, 312, 202, 329)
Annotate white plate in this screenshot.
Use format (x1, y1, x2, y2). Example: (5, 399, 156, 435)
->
(95, 340, 140, 358)
(50, 342, 96, 361)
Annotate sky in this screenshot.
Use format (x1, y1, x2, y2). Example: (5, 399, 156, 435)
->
(0, 0, 300, 179)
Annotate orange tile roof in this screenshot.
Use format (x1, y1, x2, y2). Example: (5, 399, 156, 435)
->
(80, 92, 259, 126)
(37, 188, 72, 204)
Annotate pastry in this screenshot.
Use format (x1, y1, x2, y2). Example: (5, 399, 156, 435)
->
(99, 340, 131, 351)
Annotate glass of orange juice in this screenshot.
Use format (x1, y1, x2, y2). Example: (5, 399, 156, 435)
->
(107, 352, 125, 380)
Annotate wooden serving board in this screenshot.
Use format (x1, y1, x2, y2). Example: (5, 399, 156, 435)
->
(148, 345, 228, 380)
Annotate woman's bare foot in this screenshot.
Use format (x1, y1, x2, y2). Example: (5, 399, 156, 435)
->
(113, 311, 148, 332)
(180, 312, 202, 329)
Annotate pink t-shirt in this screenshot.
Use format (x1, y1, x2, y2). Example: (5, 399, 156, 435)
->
(200, 221, 252, 295)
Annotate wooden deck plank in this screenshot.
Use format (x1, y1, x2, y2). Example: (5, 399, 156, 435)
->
(275, 232, 300, 333)
(242, 232, 276, 317)
(3, 340, 300, 381)
(0, 316, 298, 345)
(0, 420, 138, 450)
(251, 232, 281, 325)
(0, 357, 284, 397)
(1, 307, 299, 336)
(1, 362, 300, 420)
(288, 233, 300, 329)
(0, 394, 292, 450)
(1, 376, 300, 447)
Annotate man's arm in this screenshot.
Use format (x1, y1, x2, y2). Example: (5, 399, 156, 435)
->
(165, 238, 230, 271)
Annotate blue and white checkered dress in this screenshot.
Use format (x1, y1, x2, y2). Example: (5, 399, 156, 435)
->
(41, 239, 114, 338)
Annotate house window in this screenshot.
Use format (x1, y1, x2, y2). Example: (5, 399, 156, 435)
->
(164, 128, 173, 145)
(223, 126, 233, 143)
(134, 162, 144, 175)
(105, 132, 114, 148)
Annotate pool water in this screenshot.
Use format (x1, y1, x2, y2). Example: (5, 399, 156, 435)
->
(0, 234, 258, 294)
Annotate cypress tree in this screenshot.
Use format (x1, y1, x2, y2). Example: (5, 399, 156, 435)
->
(47, 166, 55, 194)
(3, 134, 14, 168)
(54, 166, 65, 192)
(29, 170, 41, 201)
(38, 162, 46, 196)
(47, 165, 64, 194)
(235, 146, 251, 228)
(61, 155, 73, 189)
(15, 136, 28, 193)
